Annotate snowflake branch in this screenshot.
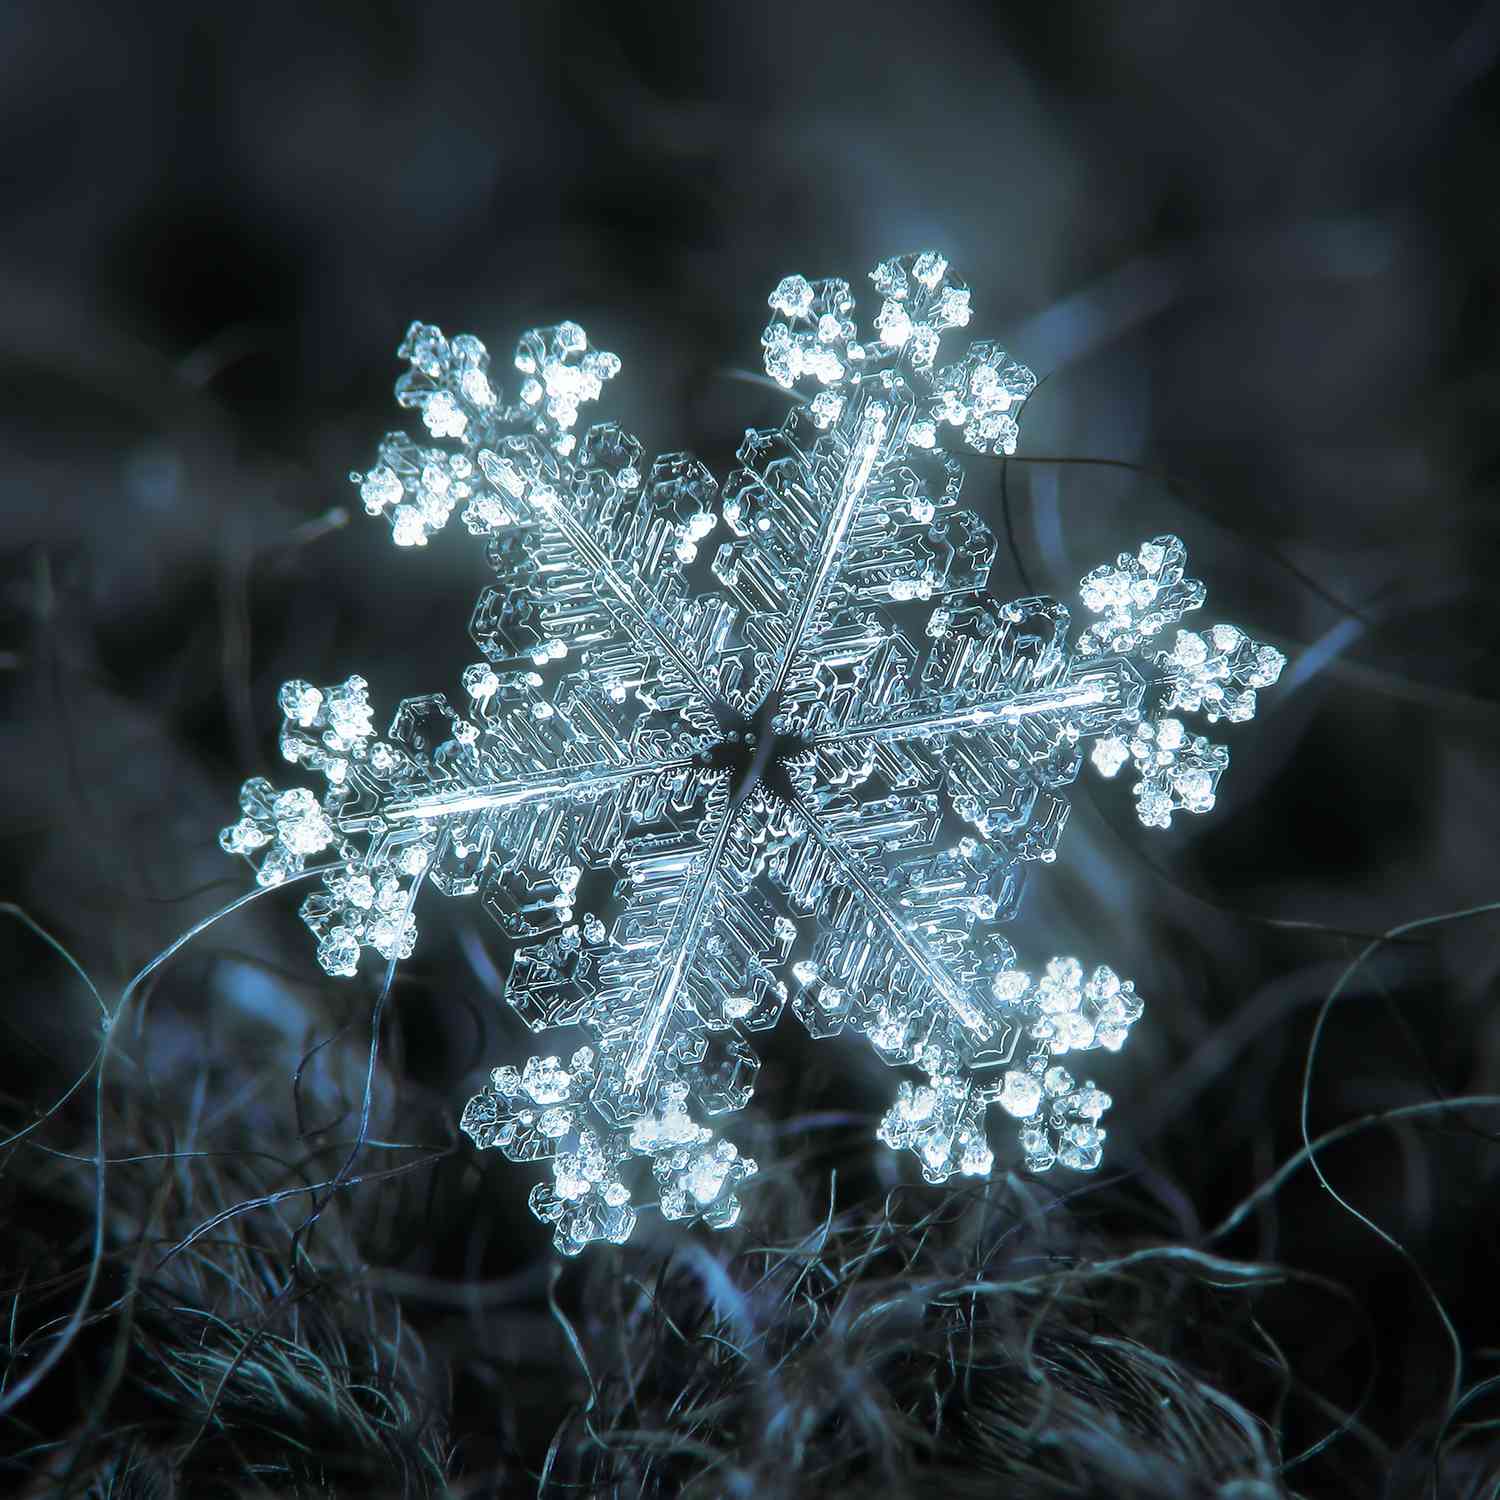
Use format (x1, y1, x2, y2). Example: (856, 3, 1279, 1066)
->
(620, 786, 742, 1090)
(811, 658, 1142, 753)
(348, 753, 701, 831)
(784, 785, 1011, 1047)
(765, 401, 890, 706)
(529, 484, 725, 711)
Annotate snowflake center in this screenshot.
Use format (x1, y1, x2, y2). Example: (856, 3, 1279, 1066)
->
(710, 698, 808, 805)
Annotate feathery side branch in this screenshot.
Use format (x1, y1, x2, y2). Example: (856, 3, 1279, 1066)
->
(810, 660, 1140, 754)
(621, 786, 743, 1090)
(526, 482, 726, 712)
(340, 754, 701, 831)
(765, 402, 890, 706)
(783, 785, 1010, 1048)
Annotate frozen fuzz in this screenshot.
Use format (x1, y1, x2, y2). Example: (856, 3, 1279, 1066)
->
(217, 253, 1286, 1253)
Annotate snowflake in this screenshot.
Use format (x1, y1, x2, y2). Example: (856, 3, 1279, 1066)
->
(218, 253, 1286, 1254)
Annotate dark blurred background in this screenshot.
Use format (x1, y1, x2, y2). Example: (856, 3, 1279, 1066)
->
(4, 2, 1500, 1494)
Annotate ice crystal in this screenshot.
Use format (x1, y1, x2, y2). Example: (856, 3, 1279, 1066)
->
(218, 253, 1287, 1253)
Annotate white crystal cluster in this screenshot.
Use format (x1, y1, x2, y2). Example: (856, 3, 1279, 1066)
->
(1078, 543, 1287, 828)
(761, 253, 1036, 455)
(1091, 716, 1231, 830)
(1078, 536, 1208, 656)
(460, 1058, 755, 1253)
(219, 781, 333, 888)
(876, 958, 1140, 1181)
(1157, 624, 1287, 724)
(877, 1071, 994, 1184)
(219, 671, 437, 975)
(217, 253, 1287, 1250)
(356, 319, 620, 547)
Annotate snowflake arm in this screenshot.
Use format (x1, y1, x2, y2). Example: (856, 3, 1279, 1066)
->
(220, 668, 709, 978)
(365, 318, 728, 725)
(601, 778, 744, 1116)
(781, 779, 1012, 1048)
(763, 399, 892, 706)
(479, 447, 727, 714)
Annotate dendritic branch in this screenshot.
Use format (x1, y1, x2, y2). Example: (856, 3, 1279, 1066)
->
(620, 782, 741, 1092)
(766, 400, 890, 708)
(512, 471, 726, 714)
(782, 782, 1010, 1049)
